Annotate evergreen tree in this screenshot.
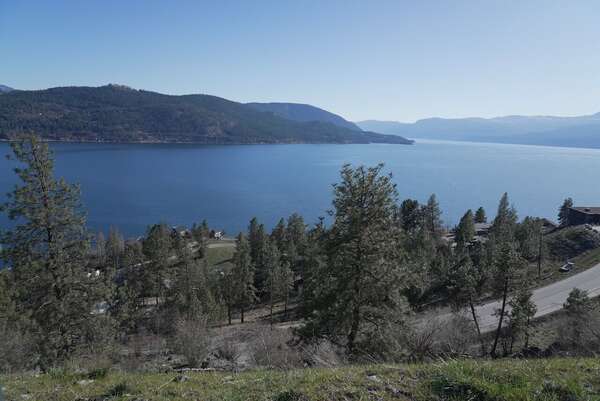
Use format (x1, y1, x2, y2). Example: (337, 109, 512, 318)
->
(455, 209, 476, 247)
(0, 135, 102, 367)
(515, 217, 543, 261)
(142, 223, 173, 335)
(300, 164, 405, 354)
(474, 207, 487, 223)
(508, 285, 536, 351)
(170, 241, 217, 322)
(563, 288, 591, 348)
(299, 223, 327, 317)
(96, 231, 106, 265)
(232, 233, 256, 323)
(219, 266, 237, 325)
(399, 198, 421, 232)
(490, 243, 523, 357)
(446, 255, 487, 354)
(423, 194, 443, 239)
(271, 218, 287, 252)
(264, 242, 281, 324)
(111, 240, 145, 334)
(106, 226, 124, 272)
(558, 197, 573, 227)
(248, 218, 269, 293)
(491, 193, 518, 242)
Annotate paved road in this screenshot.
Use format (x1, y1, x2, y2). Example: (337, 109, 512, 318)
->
(471, 263, 600, 333)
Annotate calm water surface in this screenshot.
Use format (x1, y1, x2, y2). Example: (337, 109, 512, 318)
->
(1, 140, 599, 237)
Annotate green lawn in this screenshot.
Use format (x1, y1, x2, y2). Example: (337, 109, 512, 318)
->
(204, 245, 235, 269)
(2, 358, 599, 401)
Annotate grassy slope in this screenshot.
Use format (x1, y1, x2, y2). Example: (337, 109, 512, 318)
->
(3, 358, 600, 401)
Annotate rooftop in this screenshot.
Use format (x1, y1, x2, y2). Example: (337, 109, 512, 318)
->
(570, 207, 600, 215)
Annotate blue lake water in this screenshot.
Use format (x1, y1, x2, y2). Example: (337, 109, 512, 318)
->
(1, 140, 599, 238)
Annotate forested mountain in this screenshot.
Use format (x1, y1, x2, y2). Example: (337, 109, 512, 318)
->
(0, 85, 412, 144)
(246, 102, 362, 131)
(0, 84, 14, 93)
(357, 113, 600, 148)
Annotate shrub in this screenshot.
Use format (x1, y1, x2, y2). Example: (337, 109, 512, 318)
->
(546, 227, 600, 260)
(0, 321, 37, 373)
(172, 316, 210, 367)
(250, 327, 302, 369)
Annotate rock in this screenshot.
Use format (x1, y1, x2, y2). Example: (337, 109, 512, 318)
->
(174, 375, 190, 382)
(77, 379, 95, 386)
(367, 374, 381, 382)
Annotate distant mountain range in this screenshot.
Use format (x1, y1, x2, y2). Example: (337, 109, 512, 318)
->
(0, 85, 412, 145)
(246, 102, 361, 131)
(357, 113, 600, 149)
(0, 84, 13, 93)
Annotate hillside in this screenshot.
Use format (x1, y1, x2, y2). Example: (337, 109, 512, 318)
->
(247, 102, 362, 131)
(0, 85, 412, 145)
(0, 84, 14, 93)
(2, 358, 597, 401)
(357, 113, 600, 148)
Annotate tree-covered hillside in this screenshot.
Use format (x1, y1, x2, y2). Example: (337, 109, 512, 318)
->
(246, 102, 362, 131)
(0, 85, 413, 144)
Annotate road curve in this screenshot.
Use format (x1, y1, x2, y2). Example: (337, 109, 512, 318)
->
(472, 263, 600, 333)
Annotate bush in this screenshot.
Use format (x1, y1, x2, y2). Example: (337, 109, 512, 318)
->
(250, 327, 302, 369)
(214, 339, 241, 364)
(172, 316, 210, 367)
(546, 227, 600, 260)
(0, 321, 37, 373)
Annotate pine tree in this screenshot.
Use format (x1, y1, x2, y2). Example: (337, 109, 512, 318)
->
(232, 233, 256, 323)
(96, 231, 106, 265)
(271, 218, 287, 251)
(248, 218, 269, 293)
(0, 135, 102, 367)
(423, 194, 443, 240)
(508, 285, 536, 351)
(558, 198, 573, 227)
(142, 223, 173, 336)
(446, 255, 487, 354)
(112, 240, 145, 334)
(106, 226, 124, 272)
(474, 207, 487, 223)
(264, 242, 281, 325)
(455, 209, 476, 247)
(491, 193, 518, 242)
(563, 288, 591, 348)
(400, 199, 421, 232)
(219, 266, 237, 325)
(300, 164, 405, 354)
(490, 243, 524, 357)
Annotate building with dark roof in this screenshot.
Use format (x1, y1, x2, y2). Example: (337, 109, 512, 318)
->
(569, 207, 600, 226)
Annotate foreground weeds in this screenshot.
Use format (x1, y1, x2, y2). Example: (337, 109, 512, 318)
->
(2, 358, 599, 401)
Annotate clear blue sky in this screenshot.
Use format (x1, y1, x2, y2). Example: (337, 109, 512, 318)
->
(1, 0, 599, 122)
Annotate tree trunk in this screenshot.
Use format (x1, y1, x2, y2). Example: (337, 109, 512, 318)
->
(347, 278, 362, 354)
(241, 306, 245, 323)
(491, 279, 509, 358)
(227, 305, 232, 325)
(469, 299, 486, 355)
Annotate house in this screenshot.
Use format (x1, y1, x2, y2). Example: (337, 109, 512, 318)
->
(568, 207, 600, 226)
